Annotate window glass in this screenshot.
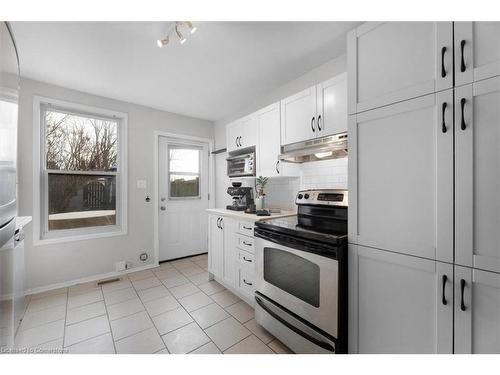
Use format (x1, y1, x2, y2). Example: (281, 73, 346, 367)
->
(45, 110, 118, 171)
(169, 175, 200, 198)
(168, 147, 200, 198)
(169, 148, 199, 173)
(48, 174, 116, 230)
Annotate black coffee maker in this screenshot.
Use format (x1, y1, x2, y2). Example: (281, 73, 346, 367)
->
(226, 182, 255, 212)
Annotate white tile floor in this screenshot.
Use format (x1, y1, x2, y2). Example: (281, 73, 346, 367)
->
(16, 254, 293, 354)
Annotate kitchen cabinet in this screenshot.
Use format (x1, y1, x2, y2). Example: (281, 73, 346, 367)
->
(281, 73, 348, 146)
(208, 214, 237, 288)
(455, 77, 500, 273)
(208, 215, 224, 278)
(226, 115, 258, 153)
(208, 213, 256, 305)
(347, 22, 453, 114)
(256, 102, 299, 177)
(348, 90, 453, 262)
(454, 266, 500, 354)
(454, 22, 500, 86)
(280, 86, 317, 146)
(348, 245, 453, 354)
(316, 73, 348, 137)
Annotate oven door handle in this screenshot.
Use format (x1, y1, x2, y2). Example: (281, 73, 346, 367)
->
(254, 294, 335, 353)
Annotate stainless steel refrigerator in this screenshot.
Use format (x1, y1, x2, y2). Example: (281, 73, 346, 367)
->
(0, 21, 20, 352)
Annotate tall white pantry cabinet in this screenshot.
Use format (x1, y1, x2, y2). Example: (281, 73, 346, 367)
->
(347, 22, 500, 354)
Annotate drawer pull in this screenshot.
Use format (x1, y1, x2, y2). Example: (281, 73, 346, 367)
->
(242, 226, 252, 230)
(243, 279, 253, 286)
(242, 256, 253, 263)
(242, 241, 252, 246)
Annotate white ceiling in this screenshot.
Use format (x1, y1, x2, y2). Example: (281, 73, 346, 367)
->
(11, 22, 359, 121)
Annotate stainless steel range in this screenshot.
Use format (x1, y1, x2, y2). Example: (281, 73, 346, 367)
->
(254, 189, 348, 354)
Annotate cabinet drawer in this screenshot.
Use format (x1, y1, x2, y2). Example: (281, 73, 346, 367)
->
(236, 234, 254, 253)
(238, 268, 255, 297)
(237, 249, 255, 271)
(237, 221, 254, 236)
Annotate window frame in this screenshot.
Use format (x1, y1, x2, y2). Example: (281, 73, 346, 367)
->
(167, 144, 202, 200)
(33, 96, 128, 245)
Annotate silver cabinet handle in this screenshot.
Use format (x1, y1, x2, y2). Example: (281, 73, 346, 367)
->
(242, 256, 252, 263)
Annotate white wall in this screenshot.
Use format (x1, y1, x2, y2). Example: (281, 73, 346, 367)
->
(17, 77, 213, 291)
(214, 55, 348, 209)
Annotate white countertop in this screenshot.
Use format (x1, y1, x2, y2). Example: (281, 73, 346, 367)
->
(16, 216, 32, 231)
(206, 208, 296, 222)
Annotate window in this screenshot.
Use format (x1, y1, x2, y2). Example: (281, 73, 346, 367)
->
(168, 146, 200, 198)
(37, 99, 127, 241)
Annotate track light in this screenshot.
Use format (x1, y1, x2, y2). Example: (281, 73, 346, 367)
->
(175, 25, 186, 44)
(156, 36, 169, 48)
(156, 22, 197, 48)
(185, 21, 197, 34)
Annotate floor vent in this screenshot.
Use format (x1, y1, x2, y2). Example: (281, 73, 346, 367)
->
(96, 277, 121, 286)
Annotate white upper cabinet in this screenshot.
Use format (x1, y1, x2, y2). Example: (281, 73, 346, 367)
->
(226, 120, 241, 153)
(256, 102, 281, 177)
(280, 86, 317, 145)
(348, 245, 453, 354)
(347, 22, 453, 114)
(455, 77, 500, 273)
(454, 266, 500, 353)
(316, 73, 348, 137)
(226, 115, 257, 153)
(455, 22, 500, 86)
(348, 91, 453, 262)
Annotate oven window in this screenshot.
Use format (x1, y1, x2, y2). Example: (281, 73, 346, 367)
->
(263, 247, 320, 307)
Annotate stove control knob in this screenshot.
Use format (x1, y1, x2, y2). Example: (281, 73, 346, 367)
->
(297, 194, 303, 199)
(304, 193, 310, 199)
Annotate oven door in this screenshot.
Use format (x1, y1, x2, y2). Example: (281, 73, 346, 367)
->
(255, 236, 338, 338)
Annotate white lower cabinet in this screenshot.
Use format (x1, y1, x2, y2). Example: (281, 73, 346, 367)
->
(349, 244, 453, 354)
(454, 266, 500, 354)
(208, 214, 256, 305)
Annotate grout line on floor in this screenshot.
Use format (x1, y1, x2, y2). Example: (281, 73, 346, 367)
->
(99, 285, 117, 354)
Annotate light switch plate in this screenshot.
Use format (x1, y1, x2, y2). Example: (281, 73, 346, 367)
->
(136, 179, 147, 189)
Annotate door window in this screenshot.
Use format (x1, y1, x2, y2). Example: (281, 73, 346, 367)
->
(263, 247, 320, 307)
(168, 146, 201, 199)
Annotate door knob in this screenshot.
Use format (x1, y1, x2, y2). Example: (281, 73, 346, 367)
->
(160, 206, 166, 211)
(161, 197, 166, 202)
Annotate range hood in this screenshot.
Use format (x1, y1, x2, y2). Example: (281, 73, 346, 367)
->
(279, 132, 348, 163)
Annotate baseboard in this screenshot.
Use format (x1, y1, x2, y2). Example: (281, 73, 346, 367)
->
(25, 262, 160, 296)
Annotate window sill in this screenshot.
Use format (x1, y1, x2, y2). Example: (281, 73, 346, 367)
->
(34, 228, 127, 246)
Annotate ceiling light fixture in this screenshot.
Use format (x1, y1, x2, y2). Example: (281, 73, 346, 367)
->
(156, 22, 197, 48)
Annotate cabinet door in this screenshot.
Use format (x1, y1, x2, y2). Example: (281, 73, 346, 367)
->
(226, 121, 241, 153)
(348, 91, 453, 262)
(455, 22, 500, 86)
(240, 114, 257, 149)
(316, 73, 348, 136)
(221, 217, 237, 288)
(455, 78, 500, 273)
(280, 86, 317, 145)
(347, 22, 453, 114)
(455, 266, 500, 353)
(348, 245, 453, 354)
(257, 103, 281, 177)
(208, 215, 223, 278)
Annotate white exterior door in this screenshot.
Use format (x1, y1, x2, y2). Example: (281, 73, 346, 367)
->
(257, 102, 281, 177)
(454, 266, 500, 354)
(347, 22, 453, 114)
(208, 215, 223, 277)
(348, 245, 453, 354)
(455, 22, 500, 86)
(158, 136, 209, 261)
(455, 77, 500, 273)
(316, 73, 348, 136)
(348, 91, 454, 262)
(280, 86, 317, 145)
